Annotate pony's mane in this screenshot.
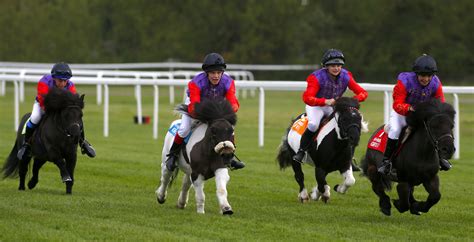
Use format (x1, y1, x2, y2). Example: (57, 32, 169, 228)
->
(176, 99, 237, 125)
(43, 87, 84, 113)
(334, 97, 360, 113)
(406, 98, 455, 127)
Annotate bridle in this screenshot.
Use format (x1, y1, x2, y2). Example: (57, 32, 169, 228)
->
(423, 113, 454, 153)
(335, 106, 361, 140)
(53, 105, 83, 138)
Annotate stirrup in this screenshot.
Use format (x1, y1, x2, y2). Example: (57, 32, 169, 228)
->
(17, 143, 31, 160)
(439, 158, 452, 171)
(81, 140, 96, 158)
(165, 154, 178, 172)
(377, 159, 392, 175)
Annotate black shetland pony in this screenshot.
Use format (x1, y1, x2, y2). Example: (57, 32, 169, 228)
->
(156, 99, 237, 215)
(278, 97, 368, 203)
(2, 87, 85, 194)
(361, 99, 455, 216)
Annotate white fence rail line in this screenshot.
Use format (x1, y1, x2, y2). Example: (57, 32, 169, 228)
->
(1, 74, 472, 159)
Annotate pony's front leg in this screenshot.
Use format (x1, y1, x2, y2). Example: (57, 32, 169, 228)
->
(177, 173, 192, 209)
(291, 161, 309, 202)
(416, 175, 441, 214)
(53, 159, 72, 182)
(155, 162, 175, 204)
(311, 168, 330, 203)
(28, 158, 46, 190)
(64, 153, 77, 194)
(215, 168, 233, 215)
(193, 174, 206, 214)
(334, 165, 355, 194)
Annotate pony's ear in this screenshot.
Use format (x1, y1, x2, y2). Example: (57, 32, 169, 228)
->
(80, 94, 85, 101)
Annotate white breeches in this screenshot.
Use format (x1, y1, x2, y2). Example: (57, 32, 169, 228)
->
(305, 105, 334, 132)
(387, 110, 407, 140)
(177, 97, 193, 138)
(30, 101, 44, 125)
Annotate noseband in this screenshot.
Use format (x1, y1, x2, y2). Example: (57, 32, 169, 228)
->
(423, 113, 454, 152)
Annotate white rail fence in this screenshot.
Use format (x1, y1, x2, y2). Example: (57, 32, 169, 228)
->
(0, 72, 472, 160)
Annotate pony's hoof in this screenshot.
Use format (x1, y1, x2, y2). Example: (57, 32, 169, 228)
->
(157, 197, 166, 204)
(28, 178, 38, 189)
(222, 206, 233, 215)
(176, 202, 186, 209)
(321, 196, 330, 203)
(18, 186, 25, 191)
(393, 199, 408, 213)
(409, 202, 421, 215)
(333, 185, 339, 192)
(380, 207, 391, 216)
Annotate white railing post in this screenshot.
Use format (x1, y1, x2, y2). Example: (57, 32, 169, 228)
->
(13, 81, 19, 131)
(258, 87, 265, 147)
(104, 84, 109, 137)
(1, 72, 5, 96)
(135, 74, 143, 125)
(19, 70, 26, 102)
(453, 94, 460, 160)
(384, 91, 390, 124)
(96, 71, 103, 105)
(153, 84, 159, 139)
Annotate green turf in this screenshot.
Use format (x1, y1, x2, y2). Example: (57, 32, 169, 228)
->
(1, 83, 473, 241)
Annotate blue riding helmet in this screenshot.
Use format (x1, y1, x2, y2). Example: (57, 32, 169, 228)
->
(321, 49, 345, 66)
(51, 62, 72, 80)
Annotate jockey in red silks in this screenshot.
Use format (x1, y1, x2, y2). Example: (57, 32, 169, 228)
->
(165, 53, 245, 172)
(16, 62, 96, 160)
(293, 49, 368, 171)
(377, 54, 451, 174)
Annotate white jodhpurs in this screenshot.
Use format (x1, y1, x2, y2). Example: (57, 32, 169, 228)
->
(305, 105, 334, 132)
(177, 97, 193, 138)
(29, 101, 44, 125)
(387, 110, 407, 140)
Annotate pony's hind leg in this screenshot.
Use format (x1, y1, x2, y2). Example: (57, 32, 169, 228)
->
(177, 173, 192, 209)
(334, 166, 356, 194)
(370, 174, 391, 216)
(291, 162, 308, 202)
(28, 158, 46, 190)
(193, 174, 206, 214)
(18, 156, 32, 190)
(312, 168, 331, 203)
(215, 168, 233, 215)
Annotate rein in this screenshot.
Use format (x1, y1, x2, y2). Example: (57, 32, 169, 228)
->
(423, 113, 454, 153)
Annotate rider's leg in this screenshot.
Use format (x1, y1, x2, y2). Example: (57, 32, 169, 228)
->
(377, 111, 405, 174)
(165, 114, 191, 171)
(222, 133, 245, 170)
(80, 122, 96, 158)
(293, 105, 326, 163)
(17, 102, 42, 160)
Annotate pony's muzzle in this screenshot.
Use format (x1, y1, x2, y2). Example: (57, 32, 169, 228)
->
(67, 123, 81, 137)
(214, 141, 235, 155)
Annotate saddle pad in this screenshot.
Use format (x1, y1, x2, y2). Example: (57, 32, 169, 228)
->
(21, 117, 32, 135)
(291, 115, 308, 135)
(167, 121, 191, 143)
(367, 128, 387, 153)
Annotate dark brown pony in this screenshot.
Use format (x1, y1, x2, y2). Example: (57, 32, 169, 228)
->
(361, 99, 455, 216)
(2, 87, 85, 194)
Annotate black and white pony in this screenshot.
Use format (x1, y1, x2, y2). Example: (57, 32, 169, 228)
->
(277, 97, 368, 202)
(2, 88, 85, 194)
(361, 99, 455, 216)
(155, 99, 237, 215)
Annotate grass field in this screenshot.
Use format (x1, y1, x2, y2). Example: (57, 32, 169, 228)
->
(1, 83, 473, 241)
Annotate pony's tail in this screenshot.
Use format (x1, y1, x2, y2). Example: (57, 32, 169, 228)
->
(277, 135, 294, 170)
(2, 142, 20, 179)
(360, 151, 392, 191)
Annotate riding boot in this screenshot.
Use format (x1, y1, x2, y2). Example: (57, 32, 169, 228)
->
(377, 138, 398, 175)
(80, 129, 96, 158)
(165, 139, 184, 171)
(223, 154, 246, 170)
(439, 158, 452, 171)
(17, 123, 36, 160)
(293, 129, 316, 164)
(350, 145, 361, 172)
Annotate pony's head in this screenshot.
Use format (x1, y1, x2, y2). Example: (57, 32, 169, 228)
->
(334, 97, 368, 146)
(407, 99, 456, 160)
(44, 87, 85, 137)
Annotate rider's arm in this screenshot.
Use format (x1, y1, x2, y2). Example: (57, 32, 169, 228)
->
(347, 72, 368, 102)
(187, 81, 201, 117)
(225, 80, 240, 113)
(302, 74, 326, 106)
(36, 81, 49, 109)
(434, 81, 445, 102)
(392, 80, 411, 116)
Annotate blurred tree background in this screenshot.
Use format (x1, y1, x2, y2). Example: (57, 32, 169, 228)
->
(0, 0, 472, 83)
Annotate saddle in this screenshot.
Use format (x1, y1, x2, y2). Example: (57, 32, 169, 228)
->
(290, 113, 334, 139)
(367, 125, 413, 168)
